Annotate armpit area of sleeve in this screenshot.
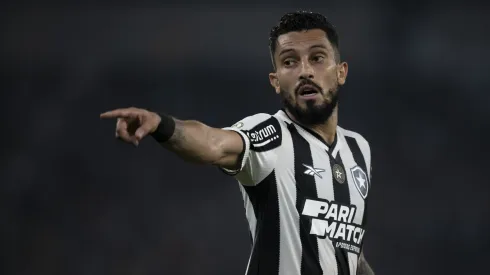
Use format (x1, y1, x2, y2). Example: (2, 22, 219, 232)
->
(219, 127, 251, 176)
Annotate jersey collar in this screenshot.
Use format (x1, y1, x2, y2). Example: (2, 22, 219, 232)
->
(276, 109, 341, 155)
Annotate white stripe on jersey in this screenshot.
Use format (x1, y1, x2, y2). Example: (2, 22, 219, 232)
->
(276, 120, 302, 274)
(307, 134, 338, 275)
(341, 127, 372, 180)
(239, 184, 257, 242)
(238, 185, 257, 275)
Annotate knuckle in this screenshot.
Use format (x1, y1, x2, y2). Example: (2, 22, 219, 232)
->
(147, 111, 157, 120)
(146, 122, 155, 130)
(144, 112, 153, 120)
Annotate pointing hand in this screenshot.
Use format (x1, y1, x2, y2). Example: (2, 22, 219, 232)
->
(100, 107, 161, 146)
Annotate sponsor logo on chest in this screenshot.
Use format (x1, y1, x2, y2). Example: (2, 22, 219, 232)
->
(301, 198, 365, 254)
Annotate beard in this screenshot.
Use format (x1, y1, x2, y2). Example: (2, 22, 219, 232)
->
(281, 85, 339, 126)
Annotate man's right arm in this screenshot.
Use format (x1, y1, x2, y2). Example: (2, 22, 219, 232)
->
(161, 118, 245, 170)
(101, 108, 281, 185)
(100, 107, 246, 171)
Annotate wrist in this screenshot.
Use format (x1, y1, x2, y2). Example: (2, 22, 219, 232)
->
(150, 113, 176, 143)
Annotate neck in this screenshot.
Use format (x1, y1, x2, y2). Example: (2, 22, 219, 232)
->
(285, 106, 338, 145)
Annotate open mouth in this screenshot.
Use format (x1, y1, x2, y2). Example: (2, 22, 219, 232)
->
(298, 85, 320, 97)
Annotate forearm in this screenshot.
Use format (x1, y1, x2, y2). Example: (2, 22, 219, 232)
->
(357, 252, 375, 275)
(160, 119, 232, 165)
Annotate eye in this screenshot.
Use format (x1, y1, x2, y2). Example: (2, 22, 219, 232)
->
(312, 55, 325, 63)
(283, 58, 296, 67)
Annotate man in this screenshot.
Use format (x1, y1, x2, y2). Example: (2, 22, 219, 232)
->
(101, 11, 375, 275)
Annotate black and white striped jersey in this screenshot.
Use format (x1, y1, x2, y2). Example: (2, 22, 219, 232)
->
(222, 109, 372, 275)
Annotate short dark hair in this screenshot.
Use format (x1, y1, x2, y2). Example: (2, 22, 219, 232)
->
(269, 11, 340, 69)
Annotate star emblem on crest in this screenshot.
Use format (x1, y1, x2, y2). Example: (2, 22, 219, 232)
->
(355, 174, 366, 189)
(350, 166, 369, 199)
(332, 164, 345, 184)
(335, 169, 343, 180)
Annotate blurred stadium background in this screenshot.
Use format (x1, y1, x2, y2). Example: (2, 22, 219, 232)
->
(1, 0, 489, 274)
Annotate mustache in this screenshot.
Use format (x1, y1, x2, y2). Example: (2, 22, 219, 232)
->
(294, 79, 323, 94)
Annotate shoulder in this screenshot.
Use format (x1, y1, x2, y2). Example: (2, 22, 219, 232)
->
(229, 113, 279, 131)
(339, 126, 373, 179)
(227, 113, 283, 152)
(338, 126, 371, 154)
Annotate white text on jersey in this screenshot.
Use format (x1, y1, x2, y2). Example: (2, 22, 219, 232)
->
(247, 124, 279, 147)
(301, 198, 365, 254)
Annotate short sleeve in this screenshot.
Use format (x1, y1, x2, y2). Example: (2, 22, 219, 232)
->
(220, 113, 282, 186)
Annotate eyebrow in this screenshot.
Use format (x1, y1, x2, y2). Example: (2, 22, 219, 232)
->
(309, 44, 328, 50)
(278, 44, 328, 57)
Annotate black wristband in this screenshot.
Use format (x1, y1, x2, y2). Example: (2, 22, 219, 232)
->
(150, 113, 176, 143)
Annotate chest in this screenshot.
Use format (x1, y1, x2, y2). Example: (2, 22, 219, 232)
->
(277, 135, 369, 226)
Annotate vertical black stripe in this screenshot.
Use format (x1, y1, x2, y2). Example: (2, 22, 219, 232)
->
(243, 172, 280, 275)
(332, 154, 351, 205)
(289, 125, 323, 275)
(344, 136, 368, 227)
(331, 152, 351, 275)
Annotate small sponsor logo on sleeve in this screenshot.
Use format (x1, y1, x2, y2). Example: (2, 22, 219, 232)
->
(244, 117, 282, 152)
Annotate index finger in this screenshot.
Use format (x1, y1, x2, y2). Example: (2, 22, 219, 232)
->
(100, 109, 136, 119)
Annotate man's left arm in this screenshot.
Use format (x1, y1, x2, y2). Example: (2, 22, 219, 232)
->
(357, 251, 375, 275)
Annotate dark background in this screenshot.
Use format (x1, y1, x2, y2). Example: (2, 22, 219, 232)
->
(2, 1, 489, 274)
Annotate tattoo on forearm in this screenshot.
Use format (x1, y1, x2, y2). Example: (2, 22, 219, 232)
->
(162, 119, 216, 163)
(164, 119, 193, 155)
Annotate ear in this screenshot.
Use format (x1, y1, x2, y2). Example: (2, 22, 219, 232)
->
(337, 62, 348, 85)
(269, 72, 281, 94)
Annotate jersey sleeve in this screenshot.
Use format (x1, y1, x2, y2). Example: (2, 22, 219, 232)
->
(220, 113, 282, 186)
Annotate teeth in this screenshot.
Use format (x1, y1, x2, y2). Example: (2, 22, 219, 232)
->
(302, 90, 315, 95)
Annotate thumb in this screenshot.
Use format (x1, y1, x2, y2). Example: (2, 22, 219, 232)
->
(134, 122, 154, 140)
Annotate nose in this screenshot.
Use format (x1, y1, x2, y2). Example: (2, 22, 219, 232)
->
(299, 59, 314, 80)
